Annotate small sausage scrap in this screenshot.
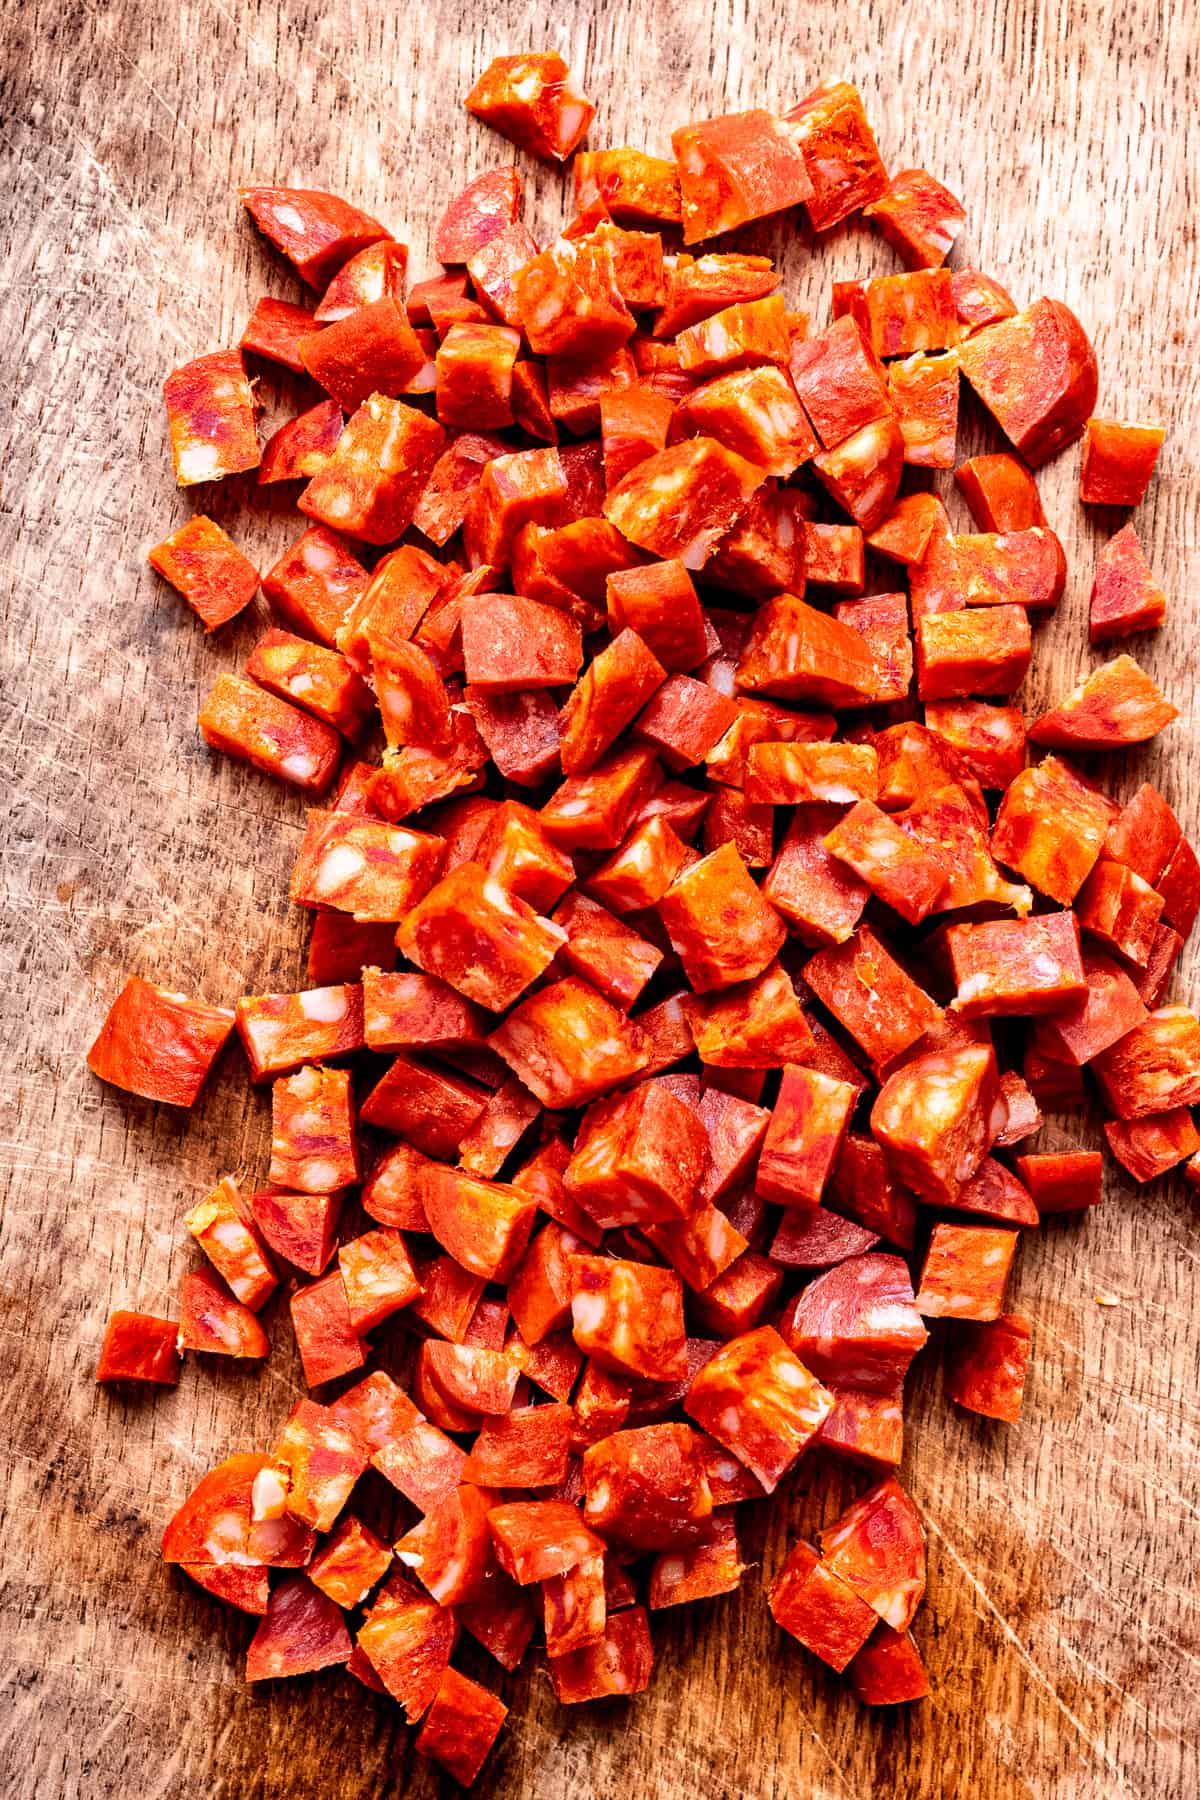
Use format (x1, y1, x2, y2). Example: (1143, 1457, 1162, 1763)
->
(1089, 523, 1167, 642)
(148, 515, 259, 630)
(96, 1311, 181, 1385)
(1079, 418, 1165, 506)
(465, 53, 595, 162)
(863, 168, 966, 269)
(847, 1626, 930, 1704)
(944, 1313, 1032, 1423)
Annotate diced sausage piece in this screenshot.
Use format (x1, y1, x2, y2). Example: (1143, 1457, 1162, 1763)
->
(819, 1475, 925, 1630)
(462, 1402, 572, 1488)
(583, 1423, 713, 1550)
(697, 1088, 772, 1202)
(455, 1565, 538, 1672)
(414, 1666, 508, 1787)
(1105, 1109, 1200, 1183)
(1031, 948, 1147, 1066)
(259, 400, 345, 486)
(915, 1223, 1018, 1322)
(410, 432, 510, 546)
(576, 147, 682, 223)
(805, 927, 943, 1070)
(571, 1359, 634, 1450)
(86, 976, 233, 1107)
(183, 1175, 277, 1309)
(246, 630, 374, 741)
(244, 1574, 352, 1682)
(1075, 860, 1165, 967)
(947, 1158, 1038, 1227)
(240, 295, 320, 372)
(1104, 781, 1182, 888)
(300, 394, 445, 544)
(553, 892, 663, 1011)
(560, 630, 667, 776)
(162, 348, 258, 485)
(821, 802, 943, 925)
(1135, 922, 1185, 1007)
(357, 1574, 458, 1722)
(543, 343, 635, 436)
(263, 525, 369, 648)
(676, 293, 792, 375)
(162, 1451, 315, 1568)
(1030, 654, 1177, 750)
(289, 1270, 365, 1387)
(487, 1499, 605, 1586)
(314, 237, 407, 322)
(707, 700, 833, 789)
(307, 1515, 392, 1611)
(896, 782, 1030, 915)
(548, 1605, 654, 1702)
(578, 222, 666, 311)
(96, 1311, 180, 1384)
(746, 741, 878, 806)
(887, 350, 959, 468)
(362, 968, 486, 1055)
(803, 521, 865, 593)
(770, 1208, 881, 1269)
(271, 1396, 373, 1533)
(671, 108, 812, 243)
(915, 605, 1031, 700)
(736, 591, 878, 706)
(872, 1044, 1002, 1206)
(569, 1256, 687, 1381)
(683, 1324, 833, 1490)
(435, 322, 521, 430)
(490, 976, 650, 1106)
(687, 1247, 782, 1337)
(764, 807, 870, 947)
(858, 270, 962, 357)
(291, 811, 444, 922)
(991, 757, 1116, 905)
(1089, 523, 1166, 643)
(298, 297, 427, 411)
(644, 1198, 749, 1293)
(269, 1064, 359, 1194)
(944, 1312, 1032, 1424)
(235, 983, 365, 1083)
(393, 1482, 497, 1608)
(367, 712, 490, 820)
(1091, 1005, 1200, 1119)
(337, 1229, 421, 1333)
(955, 453, 1046, 532)
(1080, 418, 1165, 506)
(946, 913, 1086, 1018)
(465, 51, 594, 161)
(1022, 1034, 1087, 1109)
(779, 1253, 928, 1392)
(148, 514, 258, 631)
(705, 481, 807, 600)
(249, 1189, 341, 1277)
(815, 1385, 904, 1468)
(677, 367, 816, 479)
(648, 1514, 744, 1610)
(514, 237, 634, 360)
(1013, 1150, 1103, 1213)
(865, 493, 943, 568)
(687, 959, 813, 1069)
(957, 298, 1098, 466)
(435, 166, 522, 263)
(178, 1267, 270, 1358)
(831, 593, 913, 707)
(605, 439, 765, 569)
(198, 673, 341, 794)
(371, 1402, 469, 1508)
(951, 267, 1018, 331)
(755, 1065, 857, 1207)
(769, 1538, 878, 1671)
(786, 81, 888, 229)
(598, 386, 674, 493)
(943, 528, 1067, 611)
(463, 448, 571, 569)
(658, 841, 787, 993)
(417, 1166, 538, 1283)
(463, 688, 560, 788)
(828, 1134, 917, 1249)
(864, 167, 966, 267)
(396, 863, 566, 1011)
(848, 1625, 931, 1704)
(457, 1078, 542, 1179)
(565, 1081, 709, 1229)
(788, 315, 891, 447)
(239, 185, 387, 288)
(587, 816, 695, 911)
(652, 252, 780, 338)
(923, 700, 1026, 790)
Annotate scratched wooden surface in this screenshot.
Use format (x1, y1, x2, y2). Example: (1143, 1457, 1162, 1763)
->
(1, 0, 1198, 1795)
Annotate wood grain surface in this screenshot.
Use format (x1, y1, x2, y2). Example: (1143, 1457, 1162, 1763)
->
(2, 1, 1198, 1795)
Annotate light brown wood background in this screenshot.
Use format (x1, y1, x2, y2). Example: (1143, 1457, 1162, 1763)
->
(2, 0, 1198, 1795)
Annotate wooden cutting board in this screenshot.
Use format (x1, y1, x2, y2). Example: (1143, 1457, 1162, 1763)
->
(1, 0, 1197, 1794)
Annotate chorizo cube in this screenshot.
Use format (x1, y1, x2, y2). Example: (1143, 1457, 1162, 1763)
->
(569, 1255, 687, 1381)
(163, 348, 259, 485)
(396, 863, 567, 1012)
(1079, 418, 1165, 506)
(86, 976, 233, 1107)
(923, 699, 1026, 790)
(184, 1175, 277, 1310)
(290, 810, 445, 920)
(339, 545, 448, 676)
(487, 1499, 605, 1586)
(355, 1574, 457, 1722)
(915, 1223, 1018, 1322)
(702, 786, 773, 868)
(235, 983, 365, 1081)
(944, 1312, 1032, 1423)
(832, 593, 913, 707)
(677, 366, 816, 479)
(148, 514, 259, 631)
(264, 525, 369, 647)
(516, 238, 634, 359)
(955, 453, 1046, 533)
(415, 1668, 508, 1787)
(1135, 923, 1185, 1008)
(677, 293, 792, 375)
(686, 959, 813, 1069)
(652, 251, 780, 337)
(298, 297, 427, 411)
(586, 818, 693, 912)
(658, 840, 787, 992)
(465, 52, 595, 162)
(804, 927, 942, 1068)
(866, 493, 943, 567)
(258, 399, 345, 486)
(828, 1135, 917, 1249)
(240, 294, 319, 372)
(1032, 947, 1147, 1067)
(788, 315, 891, 447)
(338, 1229, 421, 1333)
(688, 1247, 783, 1337)
(735, 591, 877, 706)
(888, 351, 960, 467)
(250, 1188, 342, 1276)
(576, 147, 682, 224)
(1157, 836, 1200, 938)
(239, 185, 388, 289)
(1104, 1109, 1200, 1183)
(246, 629, 375, 741)
(199, 673, 341, 794)
(746, 741, 878, 806)
(435, 322, 520, 429)
(96, 1311, 181, 1385)
(463, 448, 570, 568)
(560, 629, 667, 776)
(245, 1575, 352, 1681)
(957, 298, 1098, 466)
(361, 1055, 489, 1159)
(600, 387, 678, 494)
(821, 801, 943, 925)
(946, 912, 1086, 1017)
(848, 1626, 931, 1704)
(315, 237, 408, 322)
(489, 976, 650, 1107)
(683, 1325, 834, 1491)
(634, 675, 739, 772)
(1089, 523, 1166, 643)
(763, 806, 869, 947)
(860, 270, 961, 357)
(552, 892, 663, 1010)
(819, 1475, 926, 1630)
(290, 1270, 366, 1386)
(785, 81, 889, 230)
(587, 221, 666, 309)
(457, 1077, 542, 1178)
(308, 1514, 392, 1609)
(459, 593, 582, 695)
(706, 481, 807, 601)
(644, 1201, 749, 1294)
(815, 1385, 905, 1470)
(464, 1402, 573, 1489)
(605, 438, 765, 569)
(465, 221, 540, 326)
(1013, 1150, 1102, 1212)
(671, 108, 813, 243)
(393, 1481, 500, 1607)
(779, 1253, 928, 1390)
(362, 969, 486, 1053)
(1104, 780, 1182, 889)
(802, 521, 865, 593)
(649, 1514, 745, 1609)
(582, 1423, 713, 1550)
(411, 432, 510, 546)
(547, 1606, 655, 1702)
(420, 1167, 538, 1283)
(565, 1083, 710, 1229)
(811, 414, 904, 530)
(871, 1043, 1002, 1205)
(300, 394, 445, 544)
(1075, 860, 1165, 967)
(991, 756, 1115, 905)
(769, 1538, 878, 1671)
(756, 1064, 856, 1207)
(897, 781, 1030, 914)
(1091, 1006, 1200, 1120)
(951, 267, 1018, 331)
(915, 605, 1031, 700)
(864, 167, 966, 268)
(269, 1063, 359, 1195)
(1029, 654, 1177, 750)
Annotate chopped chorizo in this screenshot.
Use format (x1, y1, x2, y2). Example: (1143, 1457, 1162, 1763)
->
(419, 1166, 537, 1283)
(605, 438, 765, 569)
(1089, 523, 1166, 642)
(86, 975, 233, 1107)
(802, 520, 866, 592)
(552, 891, 663, 1010)
(944, 1312, 1032, 1422)
(683, 1324, 834, 1491)
(914, 1223, 1018, 1321)
(763, 805, 870, 946)
(163, 349, 259, 486)
(569, 1254, 687, 1381)
(184, 1175, 277, 1309)
(1029, 654, 1177, 749)
(290, 1271, 365, 1386)
(848, 1626, 931, 1704)
(436, 166, 522, 263)
(265, 524, 370, 647)
(298, 296, 427, 411)
(356, 1574, 457, 1722)
(827, 1134, 917, 1249)
(314, 237, 407, 322)
(779, 1253, 927, 1391)
(991, 756, 1116, 905)
(582, 1423, 713, 1551)
(148, 514, 259, 631)
(649, 1513, 744, 1609)
(576, 147, 682, 224)
(464, 1404, 573, 1489)
(915, 604, 1031, 700)
(548, 1605, 654, 1702)
(804, 927, 943, 1068)
(199, 673, 342, 794)
(822, 801, 944, 924)
(819, 1475, 925, 1630)
(465, 52, 595, 162)
(955, 453, 1046, 532)
(864, 167, 966, 268)
(258, 399, 345, 486)
(872, 1043, 1002, 1205)
(788, 315, 892, 447)
(946, 912, 1085, 1017)
(245, 1574, 352, 1682)
(735, 590, 877, 706)
(308, 1515, 391, 1610)
(671, 109, 812, 242)
(1104, 1108, 1200, 1182)
(96, 1311, 181, 1385)
(586, 816, 695, 911)
(815, 1385, 905, 1469)
(677, 366, 816, 478)
(396, 862, 566, 1011)
(269, 1063, 359, 1193)
(290, 810, 444, 920)
(923, 699, 1026, 790)
(768, 1538, 878, 1671)
(951, 267, 1018, 331)
(658, 841, 787, 992)
(487, 1499, 605, 1586)
(178, 1269, 270, 1359)
(1075, 860, 1164, 967)
(415, 1667, 508, 1787)
(686, 959, 813, 1069)
(785, 81, 889, 230)
(560, 629, 667, 776)
(1091, 1005, 1200, 1119)
(956, 297, 1098, 466)
(489, 976, 651, 1107)
(746, 740, 878, 806)
(249, 1188, 341, 1277)
(755, 1064, 856, 1207)
(1079, 418, 1165, 506)
(565, 1082, 709, 1227)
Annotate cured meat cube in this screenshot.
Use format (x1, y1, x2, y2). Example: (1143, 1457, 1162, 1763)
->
(705, 480, 806, 600)
(464, 447, 570, 569)
(411, 431, 510, 545)
(865, 492, 943, 566)
(746, 741, 878, 806)
(887, 351, 960, 467)
(677, 366, 816, 479)
(938, 528, 1066, 611)
(1091, 1006, 1200, 1119)
(871, 1044, 1001, 1205)
(464, 687, 561, 788)
(338, 1229, 421, 1333)
(235, 983, 364, 1082)
(683, 1325, 833, 1491)
(267, 1397, 368, 1532)
(634, 675, 738, 771)
(367, 713, 490, 820)
(896, 782, 1030, 915)
(696, 1088, 772, 1201)
(671, 108, 812, 242)
(812, 414, 904, 530)
(813, 1384, 904, 1469)
(832, 593, 913, 706)
(804, 928, 942, 1068)
(240, 185, 387, 288)
(1031, 948, 1146, 1066)
(290, 811, 444, 920)
(676, 293, 792, 375)
(464, 1404, 573, 1489)
(560, 630, 666, 776)
(819, 1475, 925, 1630)
(544, 745, 667, 850)
(1075, 861, 1164, 967)
(821, 802, 943, 924)
(184, 1175, 276, 1309)
(258, 400, 345, 486)
(434, 322, 520, 430)
(362, 968, 486, 1053)
(553, 892, 663, 1010)
(946, 913, 1086, 1017)
(86, 976, 233, 1107)
(570, 1255, 687, 1380)
(465, 52, 594, 161)
(914, 1223, 1018, 1321)
(162, 348, 258, 486)
(576, 147, 682, 223)
(779, 1254, 927, 1392)
(1089, 523, 1166, 642)
(802, 521, 865, 592)
(582, 1423, 713, 1551)
(245, 1575, 351, 1682)
(457, 1078, 541, 1178)
(515, 238, 634, 359)
(735, 590, 877, 706)
(785, 81, 888, 230)
(769, 1208, 881, 1269)
(148, 514, 258, 630)
(1013, 1150, 1102, 1212)
(648, 1515, 745, 1609)
(298, 297, 426, 410)
(957, 297, 1098, 466)
(565, 1082, 709, 1228)
(944, 1313, 1032, 1422)
(605, 438, 765, 569)
(764, 807, 870, 946)
(1104, 781, 1182, 888)
(248, 1189, 341, 1277)
(314, 237, 407, 321)
(489, 976, 650, 1107)
(264, 525, 369, 646)
(460, 597, 581, 703)
(658, 841, 786, 992)
(269, 1064, 359, 1194)
(178, 1268, 270, 1359)
(652, 252, 780, 337)
(308, 1516, 391, 1610)
(487, 1500, 605, 1585)
(1104, 1109, 1200, 1182)
(755, 1065, 856, 1207)
(463, 220, 541, 327)
(571, 1360, 634, 1449)
(688, 1248, 783, 1336)
(162, 1451, 314, 1569)
(240, 295, 319, 372)
(420, 1166, 537, 1282)
(362, 1054, 488, 1158)
(300, 394, 444, 544)
(948, 1158, 1038, 1227)
(955, 453, 1046, 532)
(338, 546, 446, 676)
(96, 1311, 180, 1385)
(828, 1134, 917, 1249)
(415, 1668, 508, 1787)
(548, 1606, 655, 1702)
(704, 791, 787, 868)
(874, 716, 980, 809)
(600, 386, 677, 493)
(1030, 654, 1177, 749)
(356, 1574, 457, 1722)
(686, 960, 813, 1069)
(644, 1200, 748, 1293)
(991, 756, 1115, 905)
(1135, 923, 1185, 1007)
(915, 605, 1031, 699)
(587, 816, 692, 912)
(1155, 832, 1200, 937)
(923, 699, 1026, 790)
(396, 863, 566, 1011)
(864, 167, 966, 268)
(199, 673, 341, 794)
(788, 316, 891, 449)
(769, 1539, 878, 1670)
(393, 1483, 497, 1607)
(456, 1566, 537, 1671)
(951, 267, 1018, 330)
(290, 1271, 366, 1386)
(1079, 418, 1165, 506)
(246, 630, 374, 740)
(848, 1626, 931, 1704)
(546, 344, 638, 434)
